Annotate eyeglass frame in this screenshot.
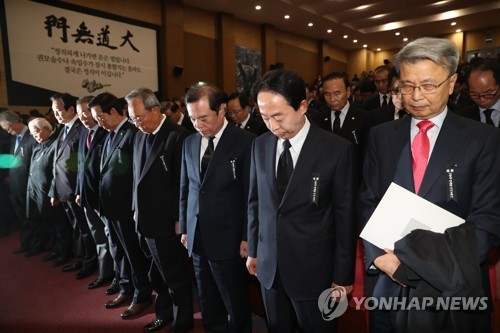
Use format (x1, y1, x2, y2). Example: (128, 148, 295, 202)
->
(398, 74, 454, 96)
(130, 110, 151, 124)
(469, 86, 500, 100)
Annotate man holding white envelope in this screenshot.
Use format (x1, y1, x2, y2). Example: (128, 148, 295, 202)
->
(359, 37, 500, 333)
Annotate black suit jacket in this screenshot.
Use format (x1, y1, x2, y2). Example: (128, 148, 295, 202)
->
(372, 105, 408, 126)
(179, 124, 255, 260)
(359, 112, 500, 300)
(76, 127, 107, 209)
(455, 104, 482, 121)
(247, 123, 357, 300)
(448, 93, 475, 112)
(180, 113, 196, 133)
(310, 103, 372, 164)
(242, 116, 268, 136)
(49, 120, 84, 202)
(363, 92, 393, 111)
(99, 121, 137, 220)
(26, 133, 57, 218)
(132, 118, 187, 238)
(8, 129, 36, 196)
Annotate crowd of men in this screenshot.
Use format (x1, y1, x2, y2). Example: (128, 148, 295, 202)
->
(0, 37, 499, 333)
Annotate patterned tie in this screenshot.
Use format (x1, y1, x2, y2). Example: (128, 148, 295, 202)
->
(14, 135, 22, 153)
(333, 111, 341, 134)
(382, 95, 388, 107)
(277, 140, 293, 200)
(483, 109, 494, 126)
(86, 129, 93, 150)
(200, 137, 215, 180)
(411, 120, 434, 194)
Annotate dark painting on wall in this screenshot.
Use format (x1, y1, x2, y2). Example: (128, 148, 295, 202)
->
(236, 45, 261, 97)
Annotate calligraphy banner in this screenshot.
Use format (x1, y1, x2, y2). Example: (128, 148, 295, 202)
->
(0, 0, 159, 105)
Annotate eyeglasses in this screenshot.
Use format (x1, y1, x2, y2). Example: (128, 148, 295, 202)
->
(226, 108, 245, 116)
(399, 74, 453, 95)
(469, 86, 500, 100)
(130, 112, 149, 124)
(374, 79, 388, 85)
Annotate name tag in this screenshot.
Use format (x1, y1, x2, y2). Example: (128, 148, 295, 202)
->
(446, 165, 457, 202)
(311, 173, 320, 205)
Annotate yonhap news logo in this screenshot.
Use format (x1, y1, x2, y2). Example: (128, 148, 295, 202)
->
(317, 286, 349, 321)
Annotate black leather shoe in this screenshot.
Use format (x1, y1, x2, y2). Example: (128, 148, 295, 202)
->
(53, 257, 71, 267)
(106, 278, 120, 295)
(24, 249, 42, 257)
(87, 277, 111, 289)
(12, 247, 25, 254)
(43, 252, 58, 262)
(62, 262, 83, 272)
(143, 318, 167, 332)
(104, 294, 132, 309)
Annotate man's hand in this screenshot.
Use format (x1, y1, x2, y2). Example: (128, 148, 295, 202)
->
(374, 248, 401, 280)
(75, 195, 81, 206)
(246, 256, 257, 276)
(239, 241, 248, 258)
(180, 234, 188, 249)
(174, 221, 180, 235)
(50, 197, 60, 207)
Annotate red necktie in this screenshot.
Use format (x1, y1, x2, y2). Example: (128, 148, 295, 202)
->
(412, 120, 434, 194)
(86, 129, 93, 150)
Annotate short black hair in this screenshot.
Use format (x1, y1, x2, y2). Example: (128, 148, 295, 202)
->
(88, 92, 124, 115)
(185, 83, 226, 114)
(466, 59, 500, 86)
(50, 93, 77, 111)
(322, 72, 350, 90)
(252, 69, 306, 111)
(227, 92, 249, 109)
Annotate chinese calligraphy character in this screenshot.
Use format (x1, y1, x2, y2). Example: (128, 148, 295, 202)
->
(44, 15, 70, 43)
(119, 30, 139, 52)
(97, 25, 118, 50)
(72, 22, 94, 44)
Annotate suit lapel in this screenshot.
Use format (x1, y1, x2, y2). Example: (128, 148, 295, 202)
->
(265, 134, 279, 201)
(201, 125, 236, 185)
(57, 121, 80, 158)
(192, 134, 202, 185)
(140, 121, 169, 180)
(419, 113, 465, 197)
(279, 125, 320, 207)
(391, 117, 414, 192)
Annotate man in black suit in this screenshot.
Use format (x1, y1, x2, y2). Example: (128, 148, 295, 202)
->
(246, 69, 357, 332)
(26, 118, 66, 257)
(0, 110, 36, 252)
(456, 59, 499, 127)
(447, 73, 474, 111)
(0, 109, 16, 238)
(49, 93, 96, 274)
(75, 96, 113, 284)
(127, 88, 193, 332)
(90, 93, 165, 325)
(180, 84, 254, 332)
(372, 70, 408, 126)
(227, 92, 268, 136)
(359, 37, 500, 333)
(309, 72, 372, 165)
(363, 65, 393, 111)
(162, 101, 196, 133)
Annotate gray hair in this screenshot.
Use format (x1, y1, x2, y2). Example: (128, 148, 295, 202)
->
(28, 117, 53, 132)
(0, 109, 22, 125)
(393, 37, 459, 76)
(76, 95, 94, 106)
(125, 88, 160, 111)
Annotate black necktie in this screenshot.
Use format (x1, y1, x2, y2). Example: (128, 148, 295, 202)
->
(333, 111, 341, 134)
(277, 140, 293, 200)
(382, 95, 388, 107)
(200, 137, 214, 180)
(63, 125, 69, 140)
(145, 133, 155, 158)
(483, 109, 495, 126)
(398, 110, 406, 119)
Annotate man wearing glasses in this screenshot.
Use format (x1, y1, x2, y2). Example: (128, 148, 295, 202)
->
(226, 92, 268, 136)
(456, 60, 500, 127)
(359, 37, 500, 333)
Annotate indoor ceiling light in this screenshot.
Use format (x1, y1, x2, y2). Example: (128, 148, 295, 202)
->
(284, 15, 290, 19)
(255, 5, 261, 10)
(343, 35, 348, 39)
(308, 22, 313, 27)
(327, 29, 332, 33)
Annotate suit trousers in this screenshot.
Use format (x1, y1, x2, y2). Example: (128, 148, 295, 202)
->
(83, 206, 114, 281)
(10, 194, 29, 248)
(144, 236, 194, 330)
(100, 215, 133, 296)
(261, 268, 338, 333)
(62, 200, 96, 271)
(102, 215, 152, 303)
(192, 251, 252, 333)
